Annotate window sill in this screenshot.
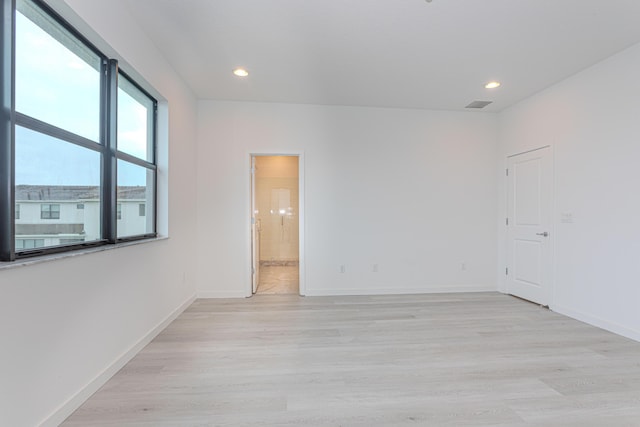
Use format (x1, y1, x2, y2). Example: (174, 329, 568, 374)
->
(0, 236, 169, 271)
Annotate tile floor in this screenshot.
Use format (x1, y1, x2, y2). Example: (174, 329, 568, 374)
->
(256, 265, 299, 294)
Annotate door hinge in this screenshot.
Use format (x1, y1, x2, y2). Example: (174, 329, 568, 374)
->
(506, 168, 509, 176)
(505, 267, 509, 275)
(251, 217, 255, 225)
(506, 218, 509, 226)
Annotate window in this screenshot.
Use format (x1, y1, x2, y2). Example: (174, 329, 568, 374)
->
(0, 0, 158, 261)
(15, 239, 45, 249)
(117, 76, 156, 239)
(40, 204, 60, 220)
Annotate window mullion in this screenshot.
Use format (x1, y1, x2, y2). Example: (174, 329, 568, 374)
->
(102, 58, 118, 243)
(116, 150, 157, 170)
(151, 102, 158, 237)
(15, 112, 103, 153)
(0, 0, 16, 262)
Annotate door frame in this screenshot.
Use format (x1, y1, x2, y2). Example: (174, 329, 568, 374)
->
(505, 145, 555, 307)
(248, 151, 305, 297)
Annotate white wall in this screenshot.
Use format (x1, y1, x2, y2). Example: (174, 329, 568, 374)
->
(197, 102, 498, 297)
(0, 0, 198, 425)
(498, 42, 640, 341)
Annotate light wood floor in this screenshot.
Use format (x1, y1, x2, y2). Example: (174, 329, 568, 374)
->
(63, 293, 640, 426)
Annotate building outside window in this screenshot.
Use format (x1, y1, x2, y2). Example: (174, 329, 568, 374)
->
(60, 238, 85, 245)
(15, 239, 45, 249)
(40, 203, 60, 220)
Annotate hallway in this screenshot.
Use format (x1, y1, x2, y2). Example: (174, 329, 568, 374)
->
(256, 265, 299, 294)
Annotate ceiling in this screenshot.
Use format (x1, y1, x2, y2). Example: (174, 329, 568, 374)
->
(123, 0, 640, 112)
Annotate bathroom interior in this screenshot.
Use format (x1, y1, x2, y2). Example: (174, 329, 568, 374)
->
(252, 155, 299, 294)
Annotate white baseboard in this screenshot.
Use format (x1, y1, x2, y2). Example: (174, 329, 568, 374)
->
(305, 285, 496, 297)
(552, 304, 640, 343)
(197, 290, 249, 299)
(40, 294, 197, 427)
(197, 285, 498, 299)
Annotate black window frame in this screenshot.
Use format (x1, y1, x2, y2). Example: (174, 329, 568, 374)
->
(0, 0, 158, 261)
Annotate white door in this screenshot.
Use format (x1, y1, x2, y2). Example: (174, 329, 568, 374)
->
(506, 146, 553, 306)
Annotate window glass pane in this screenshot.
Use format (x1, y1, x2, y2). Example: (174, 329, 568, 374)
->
(15, 0, 101, 142)
(15, 126, 102, 251)
(117, 160, 155, 238)
(118, 76, 154, 161)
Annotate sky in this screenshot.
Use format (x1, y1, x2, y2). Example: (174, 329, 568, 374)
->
(15, 10, 151, 187)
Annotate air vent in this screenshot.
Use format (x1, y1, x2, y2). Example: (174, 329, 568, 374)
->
(465, 100, 493, 109)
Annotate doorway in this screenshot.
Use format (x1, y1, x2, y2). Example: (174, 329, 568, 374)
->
(506, 146, 553, 306)
(251, 155, 301, 295)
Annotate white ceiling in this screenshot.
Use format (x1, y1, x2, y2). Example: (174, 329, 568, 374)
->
(124, 0, 640, 112)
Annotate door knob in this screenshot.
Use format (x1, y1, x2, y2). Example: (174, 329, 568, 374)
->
(536, 232, 549, 237)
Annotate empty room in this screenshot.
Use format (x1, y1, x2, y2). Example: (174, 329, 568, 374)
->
(2, 0, 640, 425)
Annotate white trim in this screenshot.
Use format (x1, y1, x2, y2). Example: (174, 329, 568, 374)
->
(248, 152, 306, 297)
(305, 285, 497, 297)
(552, 304, 640, 343)
(0, 236, 170, 271)
(39, 294, 196, 427)
(298, 153, 306, 296)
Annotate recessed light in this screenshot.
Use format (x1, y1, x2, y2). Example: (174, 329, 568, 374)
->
(233, 68, 249, 77)
(485, 81, 501, 89)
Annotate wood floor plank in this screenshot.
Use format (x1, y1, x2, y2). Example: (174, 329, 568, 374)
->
(62, 293, 640, 426)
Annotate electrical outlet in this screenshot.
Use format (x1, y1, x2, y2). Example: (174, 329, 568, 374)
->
(373, 264, 379, 273)
(340, 265, 346, 273)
